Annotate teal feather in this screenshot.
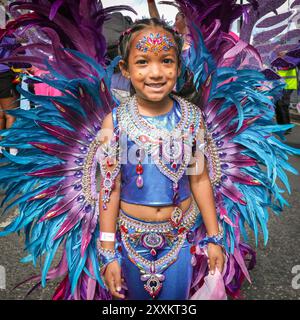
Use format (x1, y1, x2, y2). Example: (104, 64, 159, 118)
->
(41, 237, 64, 287)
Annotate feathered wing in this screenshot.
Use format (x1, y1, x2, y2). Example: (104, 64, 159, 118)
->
(160, 0, 259, 62)
(0, 0, 136, 300)
(0, 49, 118, 300)
(170, 0, 300, 298)
(1, 0, 299, 301)
(2, 0, 136, 77)
(239, 0, 300, 67)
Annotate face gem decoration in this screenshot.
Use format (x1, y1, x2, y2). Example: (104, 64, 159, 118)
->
(135, 33, 175, 55)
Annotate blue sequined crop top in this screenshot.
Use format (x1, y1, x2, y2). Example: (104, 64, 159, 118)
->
(111, 96, 201, 206)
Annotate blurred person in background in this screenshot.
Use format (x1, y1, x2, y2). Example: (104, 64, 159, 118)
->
(0, 14, 20, 155)
(272, 53, 298, 134)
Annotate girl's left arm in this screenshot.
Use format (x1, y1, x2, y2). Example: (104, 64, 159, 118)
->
(189, 161, 219, 237)
(188, 157, 225, 274)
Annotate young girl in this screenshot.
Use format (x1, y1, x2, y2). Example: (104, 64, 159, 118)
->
(97, 18, 224, 300)
(1, 0, 298, 302)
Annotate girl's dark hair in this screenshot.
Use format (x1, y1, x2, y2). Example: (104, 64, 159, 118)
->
(118, 18, 201, 104)
(118, 18, 183, 68)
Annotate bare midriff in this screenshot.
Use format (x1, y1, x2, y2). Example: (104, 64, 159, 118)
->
(120, 195, 192, 222)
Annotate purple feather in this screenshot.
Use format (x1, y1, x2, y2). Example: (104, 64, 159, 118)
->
(30, 142, 83, 160)
(262, 68, 283, 80)
(220, 180, 246, 205)
(253, 25, 288, 44)
(37, 121, 87, 147)
(256, 11, 292, 28)
(1, 1, 138, 82)
(291, 0, 300, 8)
(29, 178, 77, 201)
(286, 47, 300, 58)
(49, 0, 65, 20)
(81, 206, 99, 257)
(41, 193, 84, 221)
(28, 164, 79, 177)
(51, 100, 95, 136)
(53, 204, 86, 240)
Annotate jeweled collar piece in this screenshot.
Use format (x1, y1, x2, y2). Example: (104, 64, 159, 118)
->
(117, 94, 202, 184)
(117, 94, 202, 211)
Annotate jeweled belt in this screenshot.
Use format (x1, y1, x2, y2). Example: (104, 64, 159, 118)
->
(118, 200, 197, 233)
(117, 201, 198, 299)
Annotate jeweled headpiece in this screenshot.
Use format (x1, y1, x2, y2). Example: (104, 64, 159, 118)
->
(135, 33, 175, 55)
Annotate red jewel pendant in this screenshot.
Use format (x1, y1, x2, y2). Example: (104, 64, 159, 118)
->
(136, 147, 144, 188)
(106, 158, 114, 167)
(178, 227, 186, 234)
(136, 163, 143, 175)
(190, 245, 196, 255)
(150, 248, 157, 256)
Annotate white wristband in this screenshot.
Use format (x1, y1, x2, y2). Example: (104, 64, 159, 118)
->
(99, 232, 116, 242)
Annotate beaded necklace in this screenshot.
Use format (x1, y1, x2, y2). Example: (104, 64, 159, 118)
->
(117, 94, 202, 227)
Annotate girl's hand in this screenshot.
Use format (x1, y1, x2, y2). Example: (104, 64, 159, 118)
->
(103, 260, 125, 299)
(207, 243, 225, 275)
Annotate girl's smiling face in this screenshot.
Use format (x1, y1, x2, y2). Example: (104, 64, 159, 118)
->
(119, 27, 181, 104)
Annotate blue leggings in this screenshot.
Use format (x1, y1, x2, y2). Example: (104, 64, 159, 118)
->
(118, 211, 202, 300)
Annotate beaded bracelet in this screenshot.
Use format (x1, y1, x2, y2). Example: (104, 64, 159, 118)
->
(98, 246, 122, 275)
(198, 231, 224, 248)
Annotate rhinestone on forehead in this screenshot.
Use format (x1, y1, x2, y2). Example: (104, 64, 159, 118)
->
(135, 33, 175, 55)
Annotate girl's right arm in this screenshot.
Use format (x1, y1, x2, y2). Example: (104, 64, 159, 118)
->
(98, 112, 125, 299)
